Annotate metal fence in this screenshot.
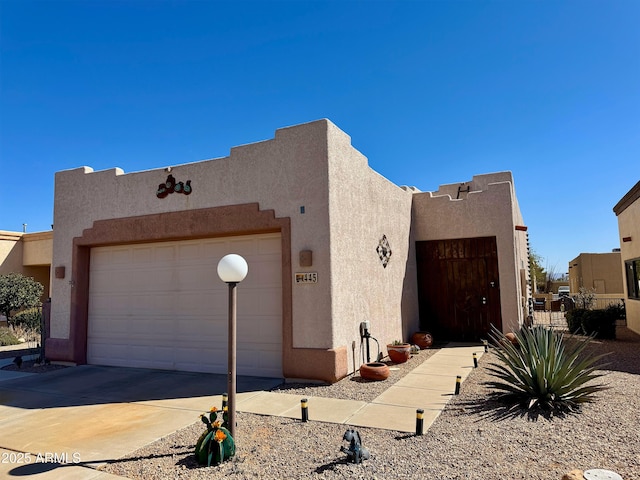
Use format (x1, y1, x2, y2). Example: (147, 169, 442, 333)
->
(531, 295, 627, 328)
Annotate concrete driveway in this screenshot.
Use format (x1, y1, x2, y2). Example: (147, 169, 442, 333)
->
(0, 365, 281, 479)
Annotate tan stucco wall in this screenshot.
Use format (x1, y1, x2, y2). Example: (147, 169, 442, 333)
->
(51, 120, 335, 345)
(0, 230, 52, 298)
(22, 231, 53, 266)
(615, 183, 640, 334)
(51, 119, 422, 380)
(0, 231, 24, 274)
(411, 172, 529, 334)
(326, 123, 416, 372)
(568, 252, 623, 295)
(50, 119, 529, 379)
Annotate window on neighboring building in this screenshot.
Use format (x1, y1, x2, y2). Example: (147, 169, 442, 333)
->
(625, 258, 640, 300)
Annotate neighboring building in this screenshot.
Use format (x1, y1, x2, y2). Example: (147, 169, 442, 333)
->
(5, 119, 531, 382)
(0, 230, 52, 302)
(614, 180, 640, 335)
(568, 252, 624, 295)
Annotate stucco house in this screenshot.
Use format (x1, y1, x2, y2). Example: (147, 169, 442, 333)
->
(614, 180, 640, 335)
(4, 119, 530, 382)
(568, 252, 624, 296)
(0, 230, 52, 302)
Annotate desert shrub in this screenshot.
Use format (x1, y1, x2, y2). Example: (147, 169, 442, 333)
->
(0, 273, 44, 325)
(581, 309, 617, 339)
(574, 287, 596, 309)
(0, 327, 20, 346)
(12, 308, 42, 333)
(565, 308, 585, 334)
(486, 325, 608, 412)
(605, 302, 625, 322)
(565, 307, 618, 339)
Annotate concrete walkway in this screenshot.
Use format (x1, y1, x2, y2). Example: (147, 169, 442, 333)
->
(235, 343, 484, 433)
(0, 343, 484, 479)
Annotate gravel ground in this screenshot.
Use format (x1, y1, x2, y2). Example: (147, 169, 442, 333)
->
(101, 327, 640, 480)
(1, 359, 69, 373)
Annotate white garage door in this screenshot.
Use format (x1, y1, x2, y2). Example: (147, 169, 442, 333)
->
(87, 233, 282, 377)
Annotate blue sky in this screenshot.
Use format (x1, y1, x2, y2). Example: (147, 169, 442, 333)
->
(1, 0, 638, 273)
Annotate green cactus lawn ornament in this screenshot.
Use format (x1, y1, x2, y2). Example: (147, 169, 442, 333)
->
(195, 406, 236, 467)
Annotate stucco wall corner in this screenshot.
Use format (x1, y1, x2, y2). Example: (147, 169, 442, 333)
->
(283, 346, 348, 383)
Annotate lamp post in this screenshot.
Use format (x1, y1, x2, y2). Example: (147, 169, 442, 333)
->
(217, 253, 248, 439)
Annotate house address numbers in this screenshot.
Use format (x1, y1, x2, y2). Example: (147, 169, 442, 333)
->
(295, 272, 318, 284)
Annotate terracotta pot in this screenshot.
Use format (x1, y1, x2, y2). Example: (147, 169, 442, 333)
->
(359, 362, 390, 381)
(387, 343, 411, 364)
(411, 331, 434, 349)
(504, 332, 518, 345)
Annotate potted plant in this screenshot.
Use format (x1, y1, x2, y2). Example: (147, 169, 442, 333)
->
(387, 340, 411, 364)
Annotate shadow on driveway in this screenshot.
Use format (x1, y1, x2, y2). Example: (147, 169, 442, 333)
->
(0, 365, 283, 410)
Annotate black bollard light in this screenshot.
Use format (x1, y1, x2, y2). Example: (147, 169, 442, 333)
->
(473, 352, 478, 368)
(454, 375, 461, 395)
(222, 392, 228, 410)
(301, 398, 308, 422)
(415, 409, 424, 435)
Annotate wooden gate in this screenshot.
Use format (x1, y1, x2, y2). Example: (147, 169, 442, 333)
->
(416, 237, 502, 341)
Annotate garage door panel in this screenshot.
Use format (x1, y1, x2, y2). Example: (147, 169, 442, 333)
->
(238, 288, 281, 317)
(201, 240, 230, 258)
(154, 245, 176, 262)
(175, 292, 215, 315)
(258, 236, 281, 254)
(175, 316, 219, 337)
(238, 347, 281, 377)
(228, 239, 258, 257)
(255, 258, 282, 284)
(239, 324, 280, 346)
(88, 274, 115, 293)
(88, 315, 131, 336)
(176, 266, 213, 289)
(176, 243, 202, 260)
(107, 248, 133, 265)
(126, 294, 170, 313)
(131, 246, 153, 263)
(89, 294, 130, 314)
(256, 316, 282, 343)
(88, 233, 282, 377)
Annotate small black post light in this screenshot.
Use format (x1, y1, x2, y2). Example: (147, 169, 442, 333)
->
(301, 398, 308, 422)
(473, 352, 478, 368)
(415, 409, 424, 435)
(454, 375, 461, 395)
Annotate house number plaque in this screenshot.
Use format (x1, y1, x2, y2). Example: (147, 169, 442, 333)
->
(295, 272, 318, 284)
(157, 174, 192, 199)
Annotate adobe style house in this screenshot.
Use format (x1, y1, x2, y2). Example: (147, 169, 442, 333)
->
(568, 252, 624, 296)
(4, 120, 530, 382)
(614, 180, 640, 335)
(0, 230, 52, 303)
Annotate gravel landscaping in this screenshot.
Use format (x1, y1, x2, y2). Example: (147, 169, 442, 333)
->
(100, 327, 640, 480)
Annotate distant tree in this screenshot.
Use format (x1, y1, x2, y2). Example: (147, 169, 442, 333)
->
(543, 261, 561, 294)
(0, 273, 44, 326)
(529, 251, 546, 292)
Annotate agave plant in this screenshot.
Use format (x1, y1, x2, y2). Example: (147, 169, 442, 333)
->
(485, 325, 608, 412)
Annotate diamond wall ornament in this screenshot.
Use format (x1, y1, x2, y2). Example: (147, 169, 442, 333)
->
(376, 235, 392, 268)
